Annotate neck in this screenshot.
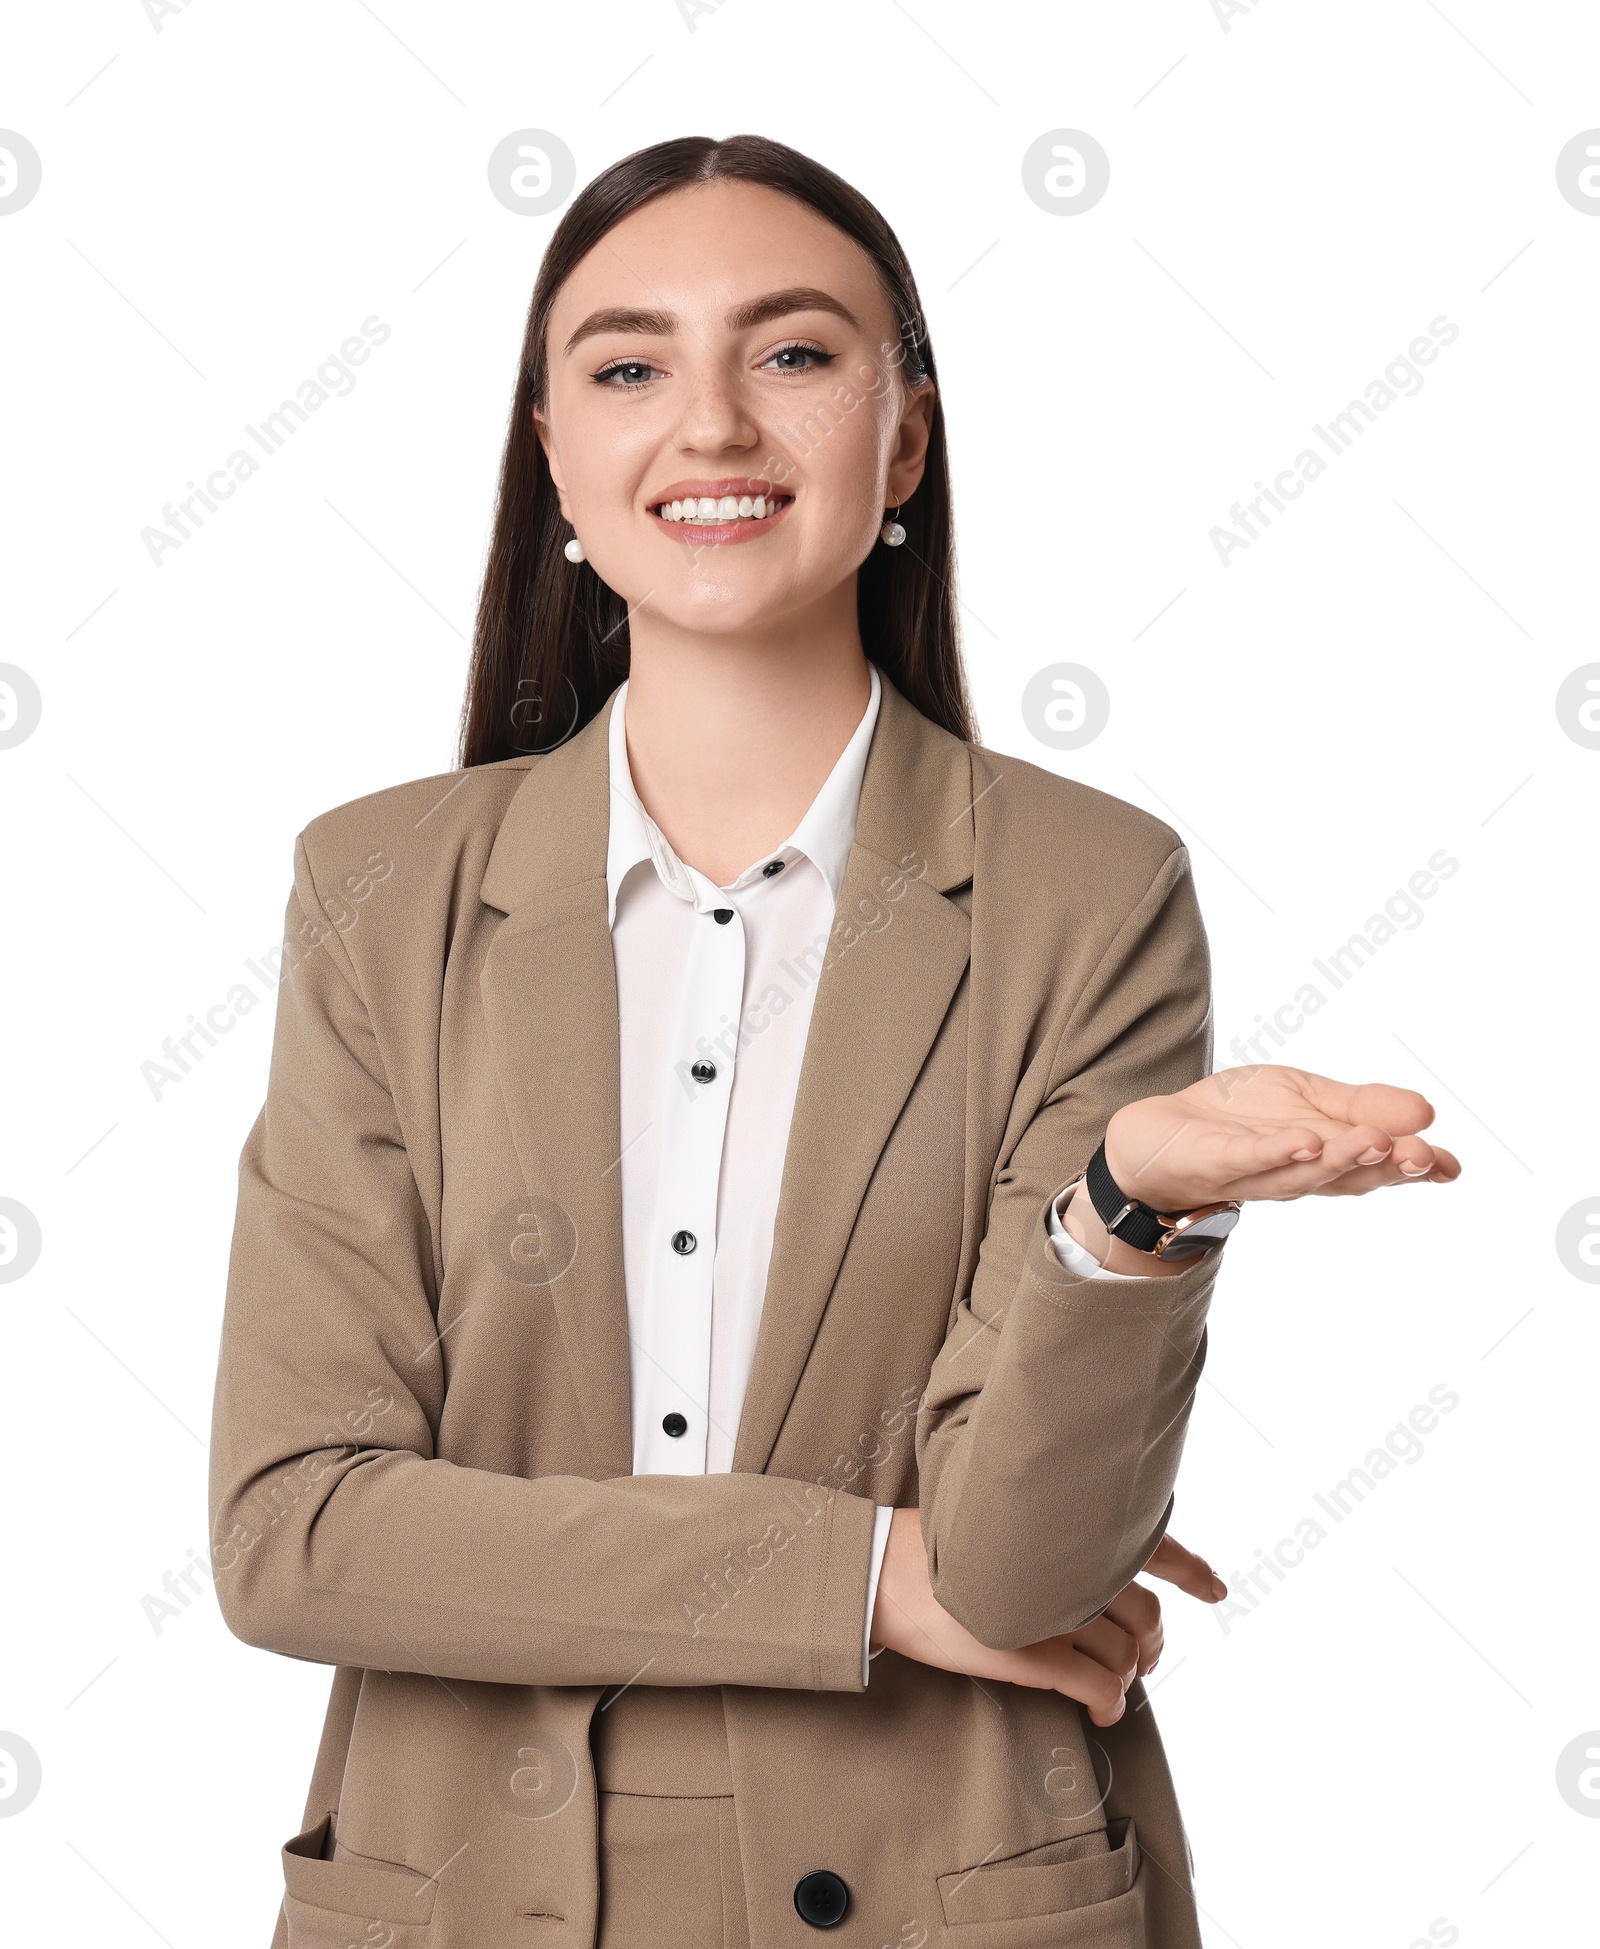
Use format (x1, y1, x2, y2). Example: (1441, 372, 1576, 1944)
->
(621, 586, 873, 886)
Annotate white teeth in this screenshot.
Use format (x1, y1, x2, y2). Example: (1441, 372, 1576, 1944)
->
(656, 493, 781, 523)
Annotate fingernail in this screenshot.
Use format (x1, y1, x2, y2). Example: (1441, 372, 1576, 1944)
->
(1210, 1576, 1227, 1599)
(1290, 1148, 1317, 1161)
(1399, 1160, 1427, 1175)
(1356, 1146, 1388, 1165)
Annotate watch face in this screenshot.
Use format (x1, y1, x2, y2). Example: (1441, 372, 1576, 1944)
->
(1159, 1207, 1239, 1259)
(1184, 1208, 1240, 1240)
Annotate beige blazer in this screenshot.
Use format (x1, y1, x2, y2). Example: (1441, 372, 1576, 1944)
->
(209, 670, 1225, 1949)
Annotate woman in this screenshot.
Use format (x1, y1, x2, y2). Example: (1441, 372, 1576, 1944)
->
(210, 135, 1459, 1949)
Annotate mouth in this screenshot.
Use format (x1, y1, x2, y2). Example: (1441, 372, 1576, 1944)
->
(647, 478, 793, 545)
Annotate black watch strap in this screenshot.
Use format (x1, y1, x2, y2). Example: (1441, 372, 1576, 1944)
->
(1085, 1139, 1183, 1253)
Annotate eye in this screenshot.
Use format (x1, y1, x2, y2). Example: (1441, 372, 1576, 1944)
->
(592, 358, 662, 388)
(760, 341, 836, 375)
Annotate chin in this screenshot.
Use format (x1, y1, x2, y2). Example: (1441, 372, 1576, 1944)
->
(634, 572, 817, 639)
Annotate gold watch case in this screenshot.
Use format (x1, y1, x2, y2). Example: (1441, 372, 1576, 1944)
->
(1149, 1199, 1242, 1260)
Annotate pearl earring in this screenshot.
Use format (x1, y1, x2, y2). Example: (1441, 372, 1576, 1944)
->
(880, 507, 906, 547)
(563, 537, 586, 564)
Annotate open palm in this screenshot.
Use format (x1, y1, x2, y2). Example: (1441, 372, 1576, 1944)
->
(1104, 1064, 1462, 1214)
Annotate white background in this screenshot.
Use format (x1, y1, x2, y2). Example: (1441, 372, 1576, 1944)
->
(2, 2, 1597, 1944)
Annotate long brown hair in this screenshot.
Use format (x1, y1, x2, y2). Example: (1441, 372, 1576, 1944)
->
(457, 134, 972, 765)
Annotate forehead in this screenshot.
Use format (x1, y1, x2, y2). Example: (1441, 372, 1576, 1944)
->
(548, 179, 893, 332)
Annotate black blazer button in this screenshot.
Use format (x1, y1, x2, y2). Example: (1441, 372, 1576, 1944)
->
(793, 1870, 850, 1928)
(712, 907, 734, 924)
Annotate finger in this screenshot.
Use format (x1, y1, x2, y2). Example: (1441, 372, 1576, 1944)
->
(1313, 1143, 1465, 1197)
(1201, 1118, 1425, 1192)
(1099, 1585, 1163, 1673)
(1314, 1121, 1414, 1176)
(1042, 1642, 1135, 1725)
(1217, 1125, 1453, 1201)
(1390, 1139, 1462, 1181)
(1142, 1534, 1228, 1603)
(1285, 1073, 1437, 1139)
(1209, 1123, 1335, 1175)
(1069, 1617, 1142, 1691)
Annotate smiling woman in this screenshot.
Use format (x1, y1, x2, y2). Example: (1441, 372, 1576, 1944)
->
(210, 132, 1459, 1949)
(460, 136, 965, 775)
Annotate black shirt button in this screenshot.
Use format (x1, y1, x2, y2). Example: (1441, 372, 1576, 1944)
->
(712, 907, 734, 924)
(762, 859, 785, 877)
(793, 1870, 850, 1928)
(662, 1412, 688, 1438)
(671, 1230, 697, 1256)
(690, 1059, 717, 1084)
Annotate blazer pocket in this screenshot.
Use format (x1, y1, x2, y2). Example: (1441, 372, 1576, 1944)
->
(282, 1816, 438, 1947)
(937, 1817, 1142, 1933)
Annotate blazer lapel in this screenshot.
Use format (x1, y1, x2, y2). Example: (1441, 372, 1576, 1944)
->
(478, 698, 634, 1479)
(732, 677, 977, 1474)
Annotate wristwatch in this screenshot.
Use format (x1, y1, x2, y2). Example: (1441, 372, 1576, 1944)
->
(1084, 1139, 1241, 1262)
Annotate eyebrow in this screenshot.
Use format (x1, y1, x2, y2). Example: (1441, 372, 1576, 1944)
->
(562, 286, 860, 355)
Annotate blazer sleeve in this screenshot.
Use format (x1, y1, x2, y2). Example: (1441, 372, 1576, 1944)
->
(207, 848, 878, 1694)
(914, 843, 1224, 1651)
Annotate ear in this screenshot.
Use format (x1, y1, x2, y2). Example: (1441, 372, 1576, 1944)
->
(884, 380, 936, 509)
(531, 403, 574, 518)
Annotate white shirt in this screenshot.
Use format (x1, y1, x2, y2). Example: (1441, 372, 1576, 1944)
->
(605, 667, 1150, 1682)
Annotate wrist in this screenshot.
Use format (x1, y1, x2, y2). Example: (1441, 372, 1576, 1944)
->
(1103, 1105, 1180, 1209)
(1079, 1132, 1240, 1268)
(871, 1507, 927, 1651)
(1060, 1180, 1192, 1277)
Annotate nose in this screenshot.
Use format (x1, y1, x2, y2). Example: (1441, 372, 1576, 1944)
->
(671, 351, 759, 460)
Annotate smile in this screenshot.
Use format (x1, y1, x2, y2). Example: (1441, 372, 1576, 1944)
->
(655, 493, 786, 524)
(646, 478, 794, 545)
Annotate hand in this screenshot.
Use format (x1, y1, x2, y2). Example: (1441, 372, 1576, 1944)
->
(1104, 1064, 1462, 1215)
(870, 1512, 1226, 1726)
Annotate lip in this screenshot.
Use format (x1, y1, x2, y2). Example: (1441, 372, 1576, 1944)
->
(650, 477, 779, 505)
(646, 477, 794, 548)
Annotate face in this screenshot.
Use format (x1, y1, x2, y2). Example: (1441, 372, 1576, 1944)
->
(533, 179, 934, 640)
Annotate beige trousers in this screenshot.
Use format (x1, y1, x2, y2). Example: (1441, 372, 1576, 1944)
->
(593, 1685, 750, 1949)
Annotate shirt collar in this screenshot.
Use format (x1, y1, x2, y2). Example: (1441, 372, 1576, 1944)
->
(605, 663, 882, 925)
